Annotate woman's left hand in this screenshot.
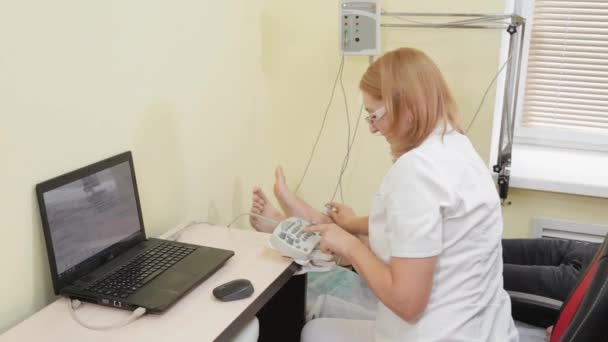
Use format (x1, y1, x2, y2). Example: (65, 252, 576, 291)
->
(305, 223, 360, 257)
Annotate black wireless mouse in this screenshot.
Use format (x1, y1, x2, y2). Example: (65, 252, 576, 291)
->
(213, 279, 254, 302)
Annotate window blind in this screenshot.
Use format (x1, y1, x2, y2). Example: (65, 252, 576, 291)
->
(521, 0, 608, 132)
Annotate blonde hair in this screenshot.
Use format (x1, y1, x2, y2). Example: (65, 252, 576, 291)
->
(359, 47, 463, 158)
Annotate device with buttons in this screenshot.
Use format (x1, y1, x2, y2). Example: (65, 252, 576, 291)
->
(269, 217, 322, 261)
(339, 0, 381, 55)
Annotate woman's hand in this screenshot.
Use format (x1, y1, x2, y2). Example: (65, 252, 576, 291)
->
(325, 202, 356, 230)
(305, 223, 360, 257)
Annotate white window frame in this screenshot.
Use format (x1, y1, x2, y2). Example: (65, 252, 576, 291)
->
(512, 0, 608, 153)
(490, 0, 608, 198)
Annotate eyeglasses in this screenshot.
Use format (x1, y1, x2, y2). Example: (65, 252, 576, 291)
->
(364, 106, 386, 123)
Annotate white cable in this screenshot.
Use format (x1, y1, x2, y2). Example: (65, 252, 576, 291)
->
(387, 14, 509, 27)
(167, 214, 279, 232)
(227, 212, 280, 229)
(465, 52, 514, 133)
(166, 220, 214, 242)
(338, 54, 351, 203)
(68, 299, 146, 331)
(330, 57, 366, 203)
(295, 55, 346, 194)
(330, 103, 364, 203)
(295, 54, 367, 203)
(330, 57, 371, 203)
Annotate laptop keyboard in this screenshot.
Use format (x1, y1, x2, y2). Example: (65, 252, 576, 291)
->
(85, 243, 196, 298)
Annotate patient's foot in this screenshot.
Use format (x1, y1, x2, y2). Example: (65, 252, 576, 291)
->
(273, 166, 332, 224)
(272, 166, 291, 209)
(250, 187, 285, 233)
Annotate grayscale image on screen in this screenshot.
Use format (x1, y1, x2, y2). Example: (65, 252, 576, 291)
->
(43, 162, 141, 275)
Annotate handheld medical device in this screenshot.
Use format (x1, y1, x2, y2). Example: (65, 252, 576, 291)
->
(268, 217, 336, 271)
(339, 0, 381, 55)
(269, 217, 321, 261)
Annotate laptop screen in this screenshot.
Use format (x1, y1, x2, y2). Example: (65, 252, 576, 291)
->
(42, 161, 142, 277)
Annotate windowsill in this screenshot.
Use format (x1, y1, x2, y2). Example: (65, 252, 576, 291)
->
(509, 144, 608, 198)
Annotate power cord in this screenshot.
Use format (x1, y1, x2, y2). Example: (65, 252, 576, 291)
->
(337, 54, 352, 203)
(67, 298, 146, 331)
(330, 103, 364, 202)
(227, 212, 280, 229)
(294, 54, 370, 204)
(331, 56, 372, 203)
(65, 220, 207, 331)
(166, 220, 214, 242)
(293, 43, 510, 202)
(65, 214, 280, 331)
(295, 55, 346, 195)
(465, 52, 514, 133)
(384, 12, 509, 27)
(332, 57, 370, 203)
(166, 214, 280, 238)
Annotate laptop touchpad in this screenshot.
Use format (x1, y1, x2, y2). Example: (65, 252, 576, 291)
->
(154, 271, 197, 293)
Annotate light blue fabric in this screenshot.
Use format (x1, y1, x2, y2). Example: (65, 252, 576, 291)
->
(306, 266, 378, 320)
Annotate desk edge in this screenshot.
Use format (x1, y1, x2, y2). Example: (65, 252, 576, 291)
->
(214, 262, 300, 342)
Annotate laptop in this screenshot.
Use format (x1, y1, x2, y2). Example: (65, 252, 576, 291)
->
(36, 151, 234, 312)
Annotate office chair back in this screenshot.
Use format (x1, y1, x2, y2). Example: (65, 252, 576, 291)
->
(550, 234, 608, 342)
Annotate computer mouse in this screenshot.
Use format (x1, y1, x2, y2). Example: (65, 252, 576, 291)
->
(213, 279, 254, 302)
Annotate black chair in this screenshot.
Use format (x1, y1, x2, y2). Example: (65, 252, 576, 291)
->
(510, 234, 608, 342)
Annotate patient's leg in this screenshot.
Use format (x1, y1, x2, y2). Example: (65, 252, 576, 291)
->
(273, 166, 332, 224)
(502, 238, 572, 266)
(250, 187, 286, 233)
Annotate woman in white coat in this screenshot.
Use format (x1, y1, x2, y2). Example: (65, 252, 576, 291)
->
(298, 47, 519, 342)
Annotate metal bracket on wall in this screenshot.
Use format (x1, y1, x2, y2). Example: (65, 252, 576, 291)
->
(379, 11, 526, 203)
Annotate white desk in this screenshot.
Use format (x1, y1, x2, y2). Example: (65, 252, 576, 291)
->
(1, 224, 303, 342)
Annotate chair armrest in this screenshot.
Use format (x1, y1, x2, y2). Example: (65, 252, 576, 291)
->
(508, 290, 563, 311)
(508, 290, 562, 328)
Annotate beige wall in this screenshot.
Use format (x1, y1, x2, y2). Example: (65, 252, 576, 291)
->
(267, 0, 506, 217)
(502, 189, 608, 238)
(266, 0, 608, 238)
(3, 0, 608, 334)
(0, 0, 277, 333)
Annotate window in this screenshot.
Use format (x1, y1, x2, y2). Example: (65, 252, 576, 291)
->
(491, 0, 608, 197)
(515, 0, 608, 152)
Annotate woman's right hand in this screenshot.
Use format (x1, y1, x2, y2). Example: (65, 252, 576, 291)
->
(325, 202, 356, 231)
